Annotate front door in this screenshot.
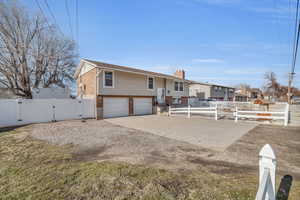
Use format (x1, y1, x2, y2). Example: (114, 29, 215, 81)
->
(157, 88, 165, 104)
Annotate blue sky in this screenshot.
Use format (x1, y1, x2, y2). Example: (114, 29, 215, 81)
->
(23, 0, 299, 88)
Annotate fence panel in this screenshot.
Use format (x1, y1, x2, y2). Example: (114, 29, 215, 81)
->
(53, 99, 82, 121)
(0, 98, 95, 127)
(169, 105, 218, 120)
(20, 99, 54, 124)
(0, 100, 18, 127)
(82, 99, 95, 118)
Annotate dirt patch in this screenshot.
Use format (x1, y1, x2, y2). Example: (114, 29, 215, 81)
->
(215, 125, 300, 176)
(186, 156, 256, 174)
(30, 120, 217, 170)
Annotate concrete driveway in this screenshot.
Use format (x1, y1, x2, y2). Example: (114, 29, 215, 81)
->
(106, 115, 257, 151)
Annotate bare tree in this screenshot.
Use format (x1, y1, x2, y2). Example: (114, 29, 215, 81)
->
(0, 1, 77, 98)
(263, 71, 280, 99)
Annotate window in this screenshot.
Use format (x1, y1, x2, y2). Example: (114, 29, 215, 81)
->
(174, 82, 178, 91)
(179, 82, 183, 91)
(174, 81, 183, 91)
(104, 71, 114, 88)
(214, 86, 218, 91)
(148, 77, 154, 89)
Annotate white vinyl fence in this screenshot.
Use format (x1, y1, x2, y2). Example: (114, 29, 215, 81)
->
(234, 104, 289, 126)
(169, 105, 218, 120)
(0, 99, 95, 127)
(256, 144, 276, 200)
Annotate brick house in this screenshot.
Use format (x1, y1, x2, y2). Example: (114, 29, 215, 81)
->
(74, 59, 191, 119)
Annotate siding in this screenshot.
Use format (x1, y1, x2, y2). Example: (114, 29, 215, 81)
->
(77, 65, 97, 98)
(210, 86, 234, 99)
(99, 70, 164, 96)
(189, 84, 211, 98)
(166, 79, 189, 97)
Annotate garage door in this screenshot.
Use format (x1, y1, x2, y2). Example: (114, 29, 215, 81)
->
(103, 97, 129, 118)
(134, 98, 153, 115)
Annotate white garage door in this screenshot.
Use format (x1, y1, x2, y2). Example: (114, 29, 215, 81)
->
(103, 97, 129, 118)
(134, 98, 153, 115)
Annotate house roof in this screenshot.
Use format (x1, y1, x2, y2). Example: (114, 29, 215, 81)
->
(188, 80, 235, 89)
(75, 59, 192, 82)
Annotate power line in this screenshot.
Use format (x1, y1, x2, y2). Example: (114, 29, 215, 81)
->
(288, 0, 299, 103)
(75, 0, 79, 53)
(65, 0, 74, 40)
(44, 0, 57, 25)
(291, 0, 299, 73)
(43, 0, 64, 36)
(35, 0, 51, 28)
(292, 22, 300, 74)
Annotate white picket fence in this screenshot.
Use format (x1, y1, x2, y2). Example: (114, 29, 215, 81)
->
(256, 144, 277, 200)
(0, 98, 95, 127)
(234, 104, 289, 126)
(169, 105, 218, 120)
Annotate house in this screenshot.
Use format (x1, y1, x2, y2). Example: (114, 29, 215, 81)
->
(234, 87, 262, 102)
(74, 59, 190, 119)
(188, 81, 235, 101)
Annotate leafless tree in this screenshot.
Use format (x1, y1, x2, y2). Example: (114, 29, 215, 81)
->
(0, 1, 77, 98)
(263, 71, 280, 99)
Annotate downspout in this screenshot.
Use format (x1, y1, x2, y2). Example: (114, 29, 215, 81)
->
(95, 68, 101, 119)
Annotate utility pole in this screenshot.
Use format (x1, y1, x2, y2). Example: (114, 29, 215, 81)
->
(288, 72, 295, 104)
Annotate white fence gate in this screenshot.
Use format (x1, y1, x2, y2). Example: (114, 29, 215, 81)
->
(0, 99, 95, 127)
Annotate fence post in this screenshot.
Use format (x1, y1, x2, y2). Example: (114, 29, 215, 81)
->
(188, 104, 191, 118)
(16, 99, 22, 122)
(168, 106, 171, 116)
(234, 107, 238, 123)
(257, 144, 276, 200)
(284, 103, 289, 126)
(52, 104, 56, 122)
(215, 104, 218, 120)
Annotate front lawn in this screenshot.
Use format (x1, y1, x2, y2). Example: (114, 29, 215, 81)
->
(0, 126, 299, 200)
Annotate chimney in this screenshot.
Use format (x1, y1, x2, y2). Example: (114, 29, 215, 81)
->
(174, 69, 185, 79)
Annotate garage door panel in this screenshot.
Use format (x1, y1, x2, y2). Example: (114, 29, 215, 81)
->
(134, 98, 152, 115)
(104, 98, 129, 118)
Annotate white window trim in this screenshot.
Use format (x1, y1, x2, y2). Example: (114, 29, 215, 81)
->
(103, 70, 115, 88)
(147, 76, 155, 90)
(174, 81, 184, 92)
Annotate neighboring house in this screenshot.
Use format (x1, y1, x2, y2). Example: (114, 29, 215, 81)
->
(189, 81, 235, 101)
(74, 59, 190, 119)
(32, 87, 71, 99)
(0, 88, 17, 99)
(234, 88, 262, 102)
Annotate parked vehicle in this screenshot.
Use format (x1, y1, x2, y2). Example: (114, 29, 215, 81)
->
(292, 96, 300, 104)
